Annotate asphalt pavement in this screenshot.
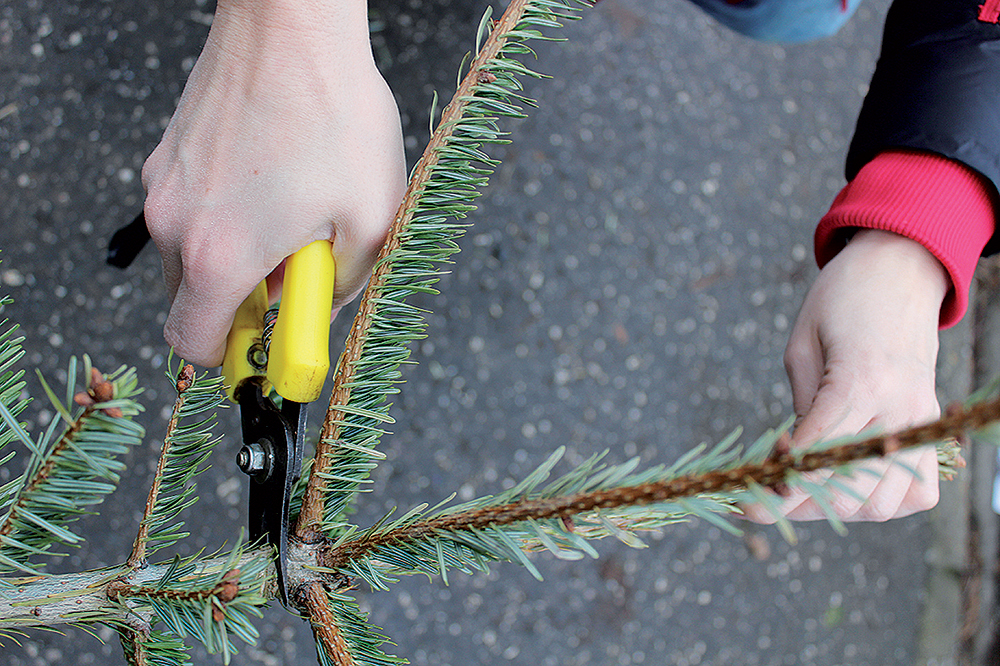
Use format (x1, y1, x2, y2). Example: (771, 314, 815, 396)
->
(1, 0, 994, 664)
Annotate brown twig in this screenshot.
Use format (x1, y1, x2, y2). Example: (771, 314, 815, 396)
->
(118, 628, 148, 666)
(300, 581, 356, 666)
(320, 396, 1000, 569)
(0, 414, 88, 539)
(295, 0, 538, 537)
(108, 568, 241, 623)
(126, 364, 195, 568)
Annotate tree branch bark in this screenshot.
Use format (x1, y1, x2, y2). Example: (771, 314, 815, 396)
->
(0, 547, 271, 632)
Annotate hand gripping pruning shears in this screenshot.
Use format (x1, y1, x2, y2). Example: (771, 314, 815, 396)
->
(221, 240, 335, 606)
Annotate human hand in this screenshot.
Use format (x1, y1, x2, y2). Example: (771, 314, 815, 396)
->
(141, 0, 406, 366)
(743, 229, 949, 523)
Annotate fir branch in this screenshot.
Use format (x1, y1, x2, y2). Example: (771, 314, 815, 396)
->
(118, 627, 191, 666)
(0, 547, 272, 647)
(0, 362, 144, 573)
(0, 565, 136, 636)
(110, 543, 270, 665)
(0, 295, 29, 454)
(128, 362, 226, 567)
(318, 396, 1000, 579)
(300, 581, 403, 666)
(297, 0, 593, 538)
(119, 627, 147, 666)
(317, 448, 717, 588)
(302, 582, 355, 666)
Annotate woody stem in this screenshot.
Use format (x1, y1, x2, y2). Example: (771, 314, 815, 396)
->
(296, 0, 537, 536)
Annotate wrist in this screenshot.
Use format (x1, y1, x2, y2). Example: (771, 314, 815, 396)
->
(816, 150, 996, 328)
(215, 0, 369, 29)
(841, 229, 949, 309)
(212, 0, 375, 74)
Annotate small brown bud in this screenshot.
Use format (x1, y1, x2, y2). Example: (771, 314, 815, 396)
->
(83, 368, 123, 417)
(212, 605, 225, 623)
(176, 364, 195, 393)
(89, 368, 114, 403)
(92, 382, 114, 403)
(216, 581, 238, 603)
(476, 70, 497, 84)
(215, 569, 241, 602)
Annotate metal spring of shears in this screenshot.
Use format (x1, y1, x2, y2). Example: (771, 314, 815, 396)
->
(247, 306, 281, 372)
(261, 306, 280, 355)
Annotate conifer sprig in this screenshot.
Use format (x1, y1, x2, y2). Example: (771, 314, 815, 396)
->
(111, 542, 271, 665)
(0, 358, 144, 573)
(2, 1, 995, 664)
(317, 445, 741, 590)
(0, 295, 29, 454)
(302, 581, 403, 666)
(296, 0, 593, 538)
(0, 295, 30, 577)
(316, 396, 1000, 586)
(118, 627, 191, 666)
(129, 360, 227, 566)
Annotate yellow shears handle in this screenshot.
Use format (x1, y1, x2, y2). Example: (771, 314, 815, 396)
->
(222, 240, 336, 403)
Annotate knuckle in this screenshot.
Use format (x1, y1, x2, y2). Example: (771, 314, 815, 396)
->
(782, 340, 809, 371)
(142, 192, 170, 230)
(141, 188, 183, 249)
(179, 232, 243, 287)
(140, 148, 163, 189)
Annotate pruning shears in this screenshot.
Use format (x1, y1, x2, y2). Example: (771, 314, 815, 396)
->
(221, 240, 336, 606)
(106, 216, 336, 604)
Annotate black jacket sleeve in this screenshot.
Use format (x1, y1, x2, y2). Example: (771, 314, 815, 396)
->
(846, 0, 1000, 217)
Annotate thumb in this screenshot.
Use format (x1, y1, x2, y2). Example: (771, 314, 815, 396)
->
(740, 368, 874, 524)
(790, 370, 873, 448)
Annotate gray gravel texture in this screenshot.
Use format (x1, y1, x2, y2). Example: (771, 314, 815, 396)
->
(1, 0, 938, 664)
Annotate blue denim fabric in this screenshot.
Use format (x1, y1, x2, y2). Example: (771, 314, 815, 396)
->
(686, 0, 864, 43)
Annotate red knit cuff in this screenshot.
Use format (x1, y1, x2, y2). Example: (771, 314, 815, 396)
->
(815, 150, 997, 328)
